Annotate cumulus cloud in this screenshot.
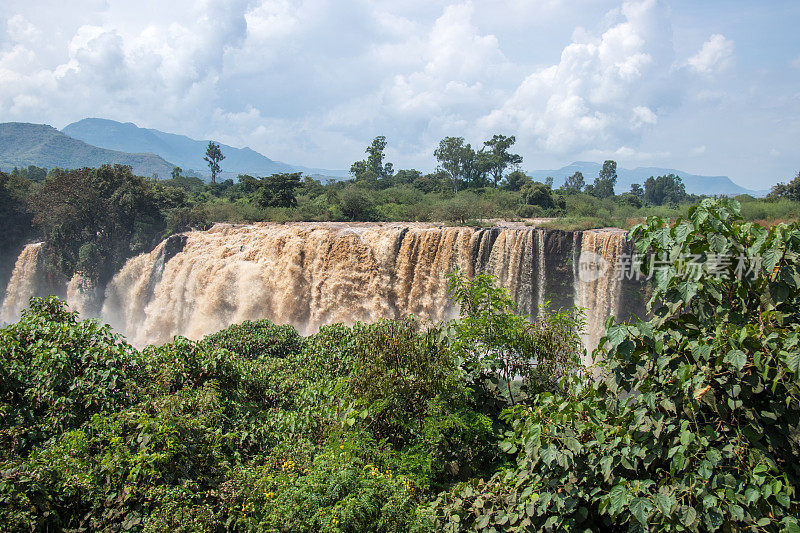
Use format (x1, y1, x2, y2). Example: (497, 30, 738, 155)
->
(6, 14, 39, 43)
(0, 0, 795, 187)
(479, 0, 673, 155)
(687, 34, 734, 75)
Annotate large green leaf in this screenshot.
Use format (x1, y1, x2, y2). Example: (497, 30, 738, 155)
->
(725, 349, 747, 371)
(654, 493, 675, 516)
(629, 497, 653, 527)
(607, 485, 629, 516)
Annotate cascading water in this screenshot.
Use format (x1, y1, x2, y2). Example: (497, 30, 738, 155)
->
(0, 242, 44, 324)
(0, 223, 645, 354)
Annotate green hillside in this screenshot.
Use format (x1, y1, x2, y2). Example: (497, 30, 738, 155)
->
(0, 122, 176, 178)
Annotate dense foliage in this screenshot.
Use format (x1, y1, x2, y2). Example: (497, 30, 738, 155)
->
(0, 267, 584, 531)
(425, 199, 800, 532)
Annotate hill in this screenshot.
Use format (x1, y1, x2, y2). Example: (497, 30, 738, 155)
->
(530, 161, 760, 196)
(0, 122, 176, 177)
(62, 118, 347, 180)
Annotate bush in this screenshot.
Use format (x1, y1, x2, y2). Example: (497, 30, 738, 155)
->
(0, 296, 141, 458)
(515, 204, 544, 218)
(339, 188, 377, 221)
(446, 270, 584, 402)
(433, 192, 481, 223)
(202, 319, 304, 360)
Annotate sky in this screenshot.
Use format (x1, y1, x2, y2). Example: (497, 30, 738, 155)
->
(0, 0, 798, 189)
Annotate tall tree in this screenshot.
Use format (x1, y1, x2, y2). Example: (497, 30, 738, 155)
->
(204, 142, 225, 184)
(479, 134, 522, 188)
(520, 181, 555, 209)
(563, 171, 585, 192)
(434, 136, 477, 193)
(350, 136, 394, 187)
(592, 160, 617, 198)
(27, 165, 164, 284)
(503, 170, 531, 191)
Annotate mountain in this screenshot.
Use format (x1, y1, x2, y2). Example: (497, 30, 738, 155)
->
(62, 118, 347, 179)
(0, 122, 176, 177)
(530, 161, 758, 196)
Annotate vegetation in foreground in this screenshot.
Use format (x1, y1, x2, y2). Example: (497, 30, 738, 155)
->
(0, 199, 799, 532)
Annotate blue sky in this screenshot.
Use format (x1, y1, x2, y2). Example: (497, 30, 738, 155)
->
(1, 0, 798, 189)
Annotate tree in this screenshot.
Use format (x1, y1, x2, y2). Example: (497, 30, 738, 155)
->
(393, 169, 422, 186)
(643, 174, 687, 206)
(0, 171, 34, 284)
(520, 181, 555, 209)
(630, 182, 644, 198)
(563, 171, 585, 192)
(338, 187, 375, 220)
(768, 170, 800, 201)
(253, 173, 303, 208)
(204, 142, 225, 184)
(350, 136, 394, 187)
(591, 160, 617, 198)
(10, 165, 47, 182)
(502, 169, 531, 191)
(27, 165, 164, 284)
(412, 170, 449, 193)
(434, 136, 477, 193)
(171, 166, 183, 180)
(479, 134, 522, 188)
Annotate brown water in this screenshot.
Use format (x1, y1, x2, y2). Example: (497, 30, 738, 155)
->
(1, 223, 643, 353)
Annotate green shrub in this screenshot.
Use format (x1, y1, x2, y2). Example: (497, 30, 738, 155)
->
(202, 319, 304, 360)
(446, 270, 584, 402)
(0, 296, 141, 458)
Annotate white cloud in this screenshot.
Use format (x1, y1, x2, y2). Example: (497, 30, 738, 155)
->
(585, 145, 670, 161)
(479, 0, 672, 155)
(687, 34, 734, 75)
(0, 0, 796, 189)
(633, 105, 657, 126)
(792, 54, 800, 68)
(6, 14, 39, 43)
(690, 145, 706, 156)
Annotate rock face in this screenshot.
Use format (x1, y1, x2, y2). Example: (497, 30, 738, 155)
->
(1, 223, 648, 353)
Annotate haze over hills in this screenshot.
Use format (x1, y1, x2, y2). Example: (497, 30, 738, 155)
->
(530, 161, 762, 197)
(1, 118, 761, 196)
(62, 118, 347, 179)
(0, 122, 176, 178)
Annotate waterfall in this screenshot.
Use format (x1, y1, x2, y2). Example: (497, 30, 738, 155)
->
(1, 223, 640, 354)
(0, 242, 44, 323)
(573, 229, 627, 357)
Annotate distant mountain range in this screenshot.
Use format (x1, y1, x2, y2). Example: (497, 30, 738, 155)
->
(1, 118, 761, 196)
(61, 118, 346, 179)
(530, 161, 762, 196)
(0, 122, 176, 178)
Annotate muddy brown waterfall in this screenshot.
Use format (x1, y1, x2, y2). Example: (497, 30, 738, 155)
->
(1, 223, 647, 355)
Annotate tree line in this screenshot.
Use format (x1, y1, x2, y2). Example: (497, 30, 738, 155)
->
(2, 138, 797, 300)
